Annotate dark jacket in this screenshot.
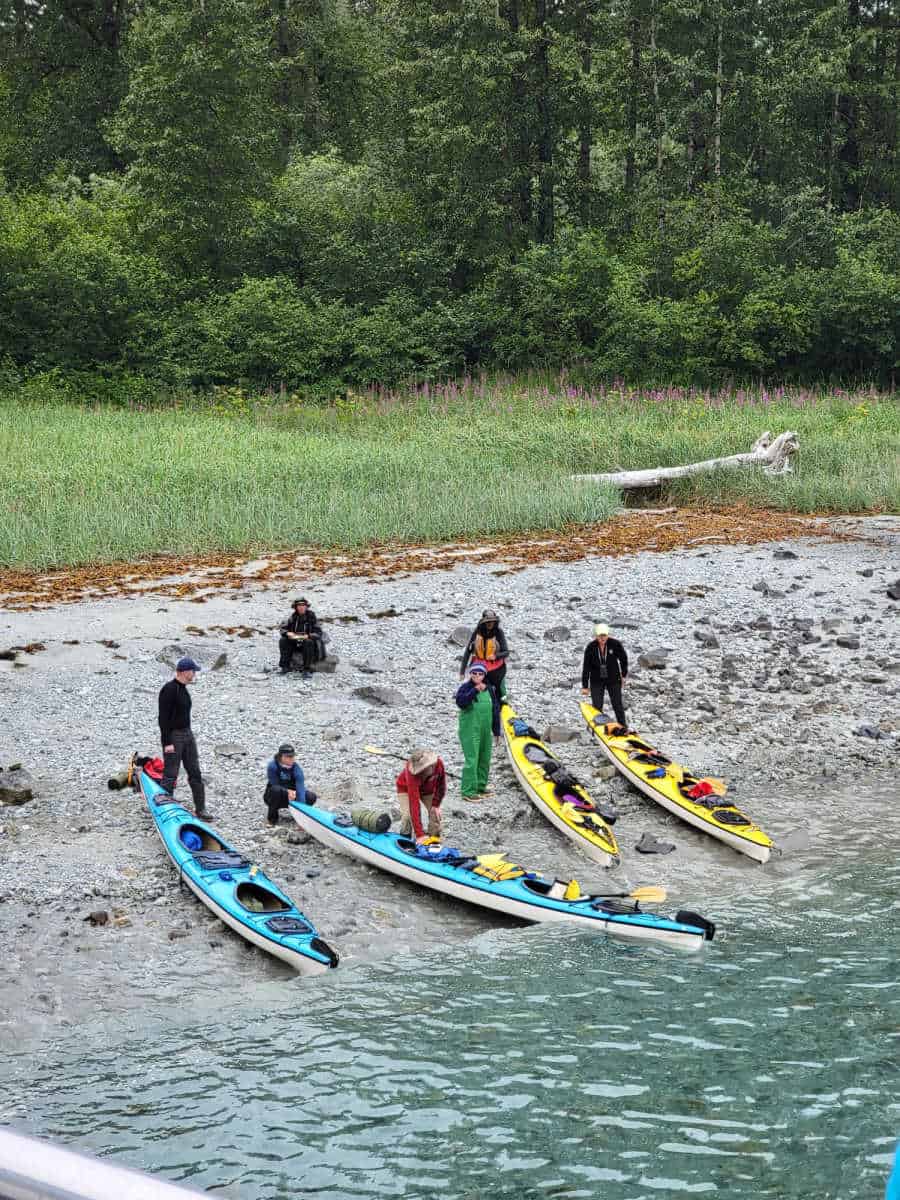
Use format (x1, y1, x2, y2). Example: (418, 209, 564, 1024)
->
(281, 608, 322, 639)
(581, 638, 628, 688)
(460, 622, 509, 675)
(266, 757, 306, 804)
(158, 679, 192, 744)
(455, 680, 501, 736)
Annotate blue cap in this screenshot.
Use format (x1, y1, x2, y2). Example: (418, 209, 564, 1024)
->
(468, 661, 488, 675)
(176, 656, 201, 672)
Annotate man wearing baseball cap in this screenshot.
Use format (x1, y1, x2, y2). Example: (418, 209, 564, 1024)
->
(157, 656, 213, 818)
(580, 623, 629, 727)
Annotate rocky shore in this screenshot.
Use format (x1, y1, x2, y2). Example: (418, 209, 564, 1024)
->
(1, 515, 897, 1043)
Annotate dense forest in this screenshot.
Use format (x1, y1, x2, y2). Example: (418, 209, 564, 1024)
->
(1, 0, 898, 391)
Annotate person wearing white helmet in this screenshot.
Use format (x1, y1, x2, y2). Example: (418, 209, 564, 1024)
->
(580, 623, 629, 726)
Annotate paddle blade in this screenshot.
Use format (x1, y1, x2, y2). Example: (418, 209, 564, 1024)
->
(629, 886, 667, 903)
(363, 744, 389, 756)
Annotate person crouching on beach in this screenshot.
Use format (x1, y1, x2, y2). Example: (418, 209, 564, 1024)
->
(264, 742, 316, 827)
(455, 661, 501, 803)
(396, 748, 446, 843)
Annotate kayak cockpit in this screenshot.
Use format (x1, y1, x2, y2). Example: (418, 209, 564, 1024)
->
(236, 882, 291, 913)
(179, 825, 226, 852)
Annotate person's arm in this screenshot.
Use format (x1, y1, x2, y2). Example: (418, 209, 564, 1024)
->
(459, 633, 476, 677)
(266, 760, 280, 787)
(158, 683, 176, 747)
(616, 641, 629, 679)
(433, 761, 447, 804)
(495, 628, 509, 660)
(292, 764, 306, 804)
(455, 681, 477, 709)
(581, 644, 592, 690)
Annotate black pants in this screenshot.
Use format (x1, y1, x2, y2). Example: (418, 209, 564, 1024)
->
(265, 784, 316, 824)
(590, 679, 627, 727)
(486, 664, 507, 698)
(279, 635, 316, 670)
(161, 729, 206, 810)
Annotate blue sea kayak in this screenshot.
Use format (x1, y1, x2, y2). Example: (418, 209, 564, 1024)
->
(139, 768, 338, 975)
(289, 801, 715, 952)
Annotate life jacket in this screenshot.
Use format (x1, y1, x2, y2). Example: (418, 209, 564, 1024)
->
(471, 854, 525, 882)
(474, 633, 499, 661)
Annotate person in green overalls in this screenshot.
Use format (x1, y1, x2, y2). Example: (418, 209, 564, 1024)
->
(455, 660, 501, 803)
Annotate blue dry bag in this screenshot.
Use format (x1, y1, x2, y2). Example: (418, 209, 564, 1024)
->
(181, 829, 203, 851)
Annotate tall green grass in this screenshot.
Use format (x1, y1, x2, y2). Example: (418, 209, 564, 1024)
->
(2, 380, 897, 569)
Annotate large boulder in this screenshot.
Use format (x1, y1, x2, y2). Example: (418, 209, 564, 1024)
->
(309, 655, 339, 674)
(638, 649, 671, 670)
(543, 625, 571, 642)
(542, 725, 579, 744)
(157, 642, 228, 671)
(0, 765, 35, 806)
(447, 626, 472, 648)
(352, 686, 407, 708)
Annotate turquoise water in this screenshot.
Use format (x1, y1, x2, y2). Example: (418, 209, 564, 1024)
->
(3, 856, 899, 1199)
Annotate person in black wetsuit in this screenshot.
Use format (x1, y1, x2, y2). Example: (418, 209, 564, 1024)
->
(278, 597, 324, 677)
(264, 743, 317, 827)
(580, 623, 629, 727)
(158, 656, 214, 818)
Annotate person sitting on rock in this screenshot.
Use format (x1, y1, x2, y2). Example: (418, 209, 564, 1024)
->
(278, 597, 324, 677)
(455, 661, 501, 802)
(396, 748, 446, 843)
(459, 609, 509, 698)
(580, 623, 629, 727)
(264, 742, 316, 827)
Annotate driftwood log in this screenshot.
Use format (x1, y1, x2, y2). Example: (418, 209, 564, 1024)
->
(571, 430, 799, 490)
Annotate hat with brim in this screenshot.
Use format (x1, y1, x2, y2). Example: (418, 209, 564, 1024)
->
(176, 656, 201, 672)
(408, 748, 438, 774)
(468, 661, 488, 676)
(292, 597, 309, 607)
(481, 609, 499, 622)
(277, 743, 296, 759)
(593, 624, 610, 637)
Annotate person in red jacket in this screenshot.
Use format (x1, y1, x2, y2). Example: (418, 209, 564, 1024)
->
(396, 748, 446, 842)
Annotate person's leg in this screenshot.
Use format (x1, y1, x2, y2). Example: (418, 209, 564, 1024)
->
(590, 681, 607, 713)
(278, 635, 295, 670)
(459, 717, 479, 798)
(607, 681, 627, 727)
(397, 790, 413, 836)
(264, 784, 282, 825)
(487, 664, 507, 699)
(160, 735, 185, 795)
(181, 732, 207, 814)
(299, 639, 315, 672)
(476, 718, 493, 794)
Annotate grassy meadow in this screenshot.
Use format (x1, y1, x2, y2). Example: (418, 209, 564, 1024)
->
(3, 375, 898, 569)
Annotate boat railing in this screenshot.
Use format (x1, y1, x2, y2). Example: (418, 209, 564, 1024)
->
(0, 1128, 205, 1200)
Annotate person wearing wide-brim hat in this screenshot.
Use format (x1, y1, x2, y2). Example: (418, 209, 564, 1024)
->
(278, 596, 324, 677)
(396, 748, 447, 842)
(580, 623, 629, 727)
(459, 608, 509, 698)
(455, 661, 501, 802)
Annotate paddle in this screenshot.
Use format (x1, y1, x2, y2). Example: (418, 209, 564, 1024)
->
(609, 885, 667, 903)
(364, 745, 460, 780)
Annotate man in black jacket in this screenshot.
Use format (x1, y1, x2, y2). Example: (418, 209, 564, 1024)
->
(158, 656, 214, 818)
(278, 597, 324, 677)
(580, 624, 629, 726)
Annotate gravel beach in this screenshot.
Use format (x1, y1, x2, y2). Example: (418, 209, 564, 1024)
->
(1, 514, 897, 1048)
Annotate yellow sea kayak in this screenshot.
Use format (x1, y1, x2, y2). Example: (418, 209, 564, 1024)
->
(580, 702, 774, 864)
(501, 701, 619, 867)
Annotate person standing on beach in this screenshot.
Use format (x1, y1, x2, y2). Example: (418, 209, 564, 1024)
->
(580, 623, 629, 727)
(396, 748, 447, 842)
(456, 661, 501, 802)
(459, 609, 509, 698)
(158, 656, 214, 818)
(278, 597, 324, 677)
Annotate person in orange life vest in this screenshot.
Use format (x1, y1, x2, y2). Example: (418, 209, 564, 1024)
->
(580, 623, 629, 727)
(396, 749, 446, 842)
(459, 609, 509, 698)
